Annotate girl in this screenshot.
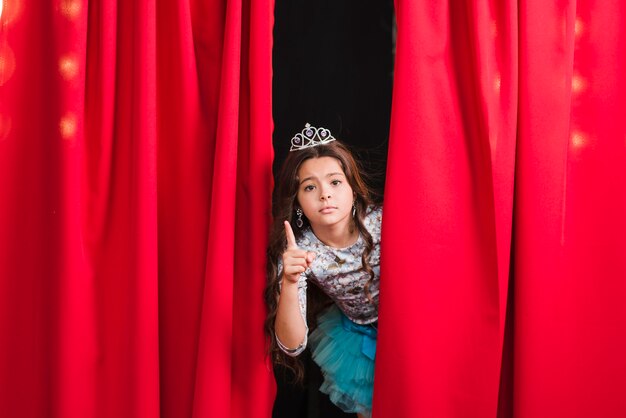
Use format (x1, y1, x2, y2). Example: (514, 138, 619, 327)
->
(265, 124, 383, 418)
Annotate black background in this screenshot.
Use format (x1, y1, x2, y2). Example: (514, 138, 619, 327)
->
(272, 0, 395, 197)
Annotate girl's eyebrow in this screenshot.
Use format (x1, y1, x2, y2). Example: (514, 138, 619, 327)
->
(300, 172, 345, 185)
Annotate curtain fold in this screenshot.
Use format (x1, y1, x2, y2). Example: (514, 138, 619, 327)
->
(510, 1, 626, 416)
(374, 0, 626, 417)
(0, 0, 274, 417)
(373, 1, 510, 416)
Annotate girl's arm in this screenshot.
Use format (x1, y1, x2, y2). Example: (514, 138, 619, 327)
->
(275, 273, 308, 355)
(275, 221, 315, 356)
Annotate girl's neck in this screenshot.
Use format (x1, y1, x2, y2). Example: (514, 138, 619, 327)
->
(311, 220, 359, 249)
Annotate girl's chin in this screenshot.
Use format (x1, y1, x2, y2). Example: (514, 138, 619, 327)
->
(310, 214, 349, 227)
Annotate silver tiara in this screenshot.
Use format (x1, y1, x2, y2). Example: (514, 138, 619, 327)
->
(289, 123, 336, 152)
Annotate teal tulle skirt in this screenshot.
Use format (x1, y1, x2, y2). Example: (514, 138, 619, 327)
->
(309, 305, 377, 417)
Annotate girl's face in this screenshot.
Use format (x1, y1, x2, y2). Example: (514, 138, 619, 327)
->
(296, 156, 354, 231)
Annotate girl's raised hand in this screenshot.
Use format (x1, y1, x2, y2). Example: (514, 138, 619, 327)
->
(282, 221, 316, 284)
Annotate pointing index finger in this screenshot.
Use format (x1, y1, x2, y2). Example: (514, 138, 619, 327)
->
(284, 221, 298, 249)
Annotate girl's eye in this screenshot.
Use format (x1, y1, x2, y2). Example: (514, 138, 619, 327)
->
(304, 184, 315, 192)
(331, 180, 341, 186)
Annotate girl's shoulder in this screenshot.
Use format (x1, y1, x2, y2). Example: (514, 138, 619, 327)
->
(365, 204, 383, 216)
(363, 204, 383, 235)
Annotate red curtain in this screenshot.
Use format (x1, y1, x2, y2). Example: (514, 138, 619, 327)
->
(0, 0, 274, 417)
(511, 1, 626, 416)
(375, 0, 626, 417)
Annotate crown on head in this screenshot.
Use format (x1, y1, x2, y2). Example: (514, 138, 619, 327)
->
(290, 123, 336, 152)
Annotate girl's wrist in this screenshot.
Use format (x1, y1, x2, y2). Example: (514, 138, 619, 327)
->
(280, 275, 300, 288)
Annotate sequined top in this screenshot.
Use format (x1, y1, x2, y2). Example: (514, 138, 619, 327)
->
(277, 205, 382, 356)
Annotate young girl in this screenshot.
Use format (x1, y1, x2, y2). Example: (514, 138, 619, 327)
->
(265, 124, 383, 418)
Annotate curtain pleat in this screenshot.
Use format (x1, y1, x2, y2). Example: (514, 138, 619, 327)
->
(373, 1, 508, 416)
(510, 1, 626, 416)
(0, 0, 274, 417)
(374, 0, 626, 417)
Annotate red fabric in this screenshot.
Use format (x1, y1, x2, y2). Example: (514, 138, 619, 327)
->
(0, 0, 274, 417)
(511, 1, 626, 417)
(375, 1, 507, 416)
(375, 1, 626, 417)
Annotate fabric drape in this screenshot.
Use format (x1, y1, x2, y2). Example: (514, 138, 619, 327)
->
(0, 0, 275, 417)
(510, 1, 626, 417)
(375, 0, 626, 417)
(375, 1, 510, 416)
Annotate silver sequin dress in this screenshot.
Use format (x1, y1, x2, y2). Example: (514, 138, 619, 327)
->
(276, 205, 382, 356)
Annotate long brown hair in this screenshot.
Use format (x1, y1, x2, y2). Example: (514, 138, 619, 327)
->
(264, 140, 380, 382)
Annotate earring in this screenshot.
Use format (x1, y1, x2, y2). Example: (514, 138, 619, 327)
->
(296, 208, 304, 228)
(352, 201, 356, 217)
